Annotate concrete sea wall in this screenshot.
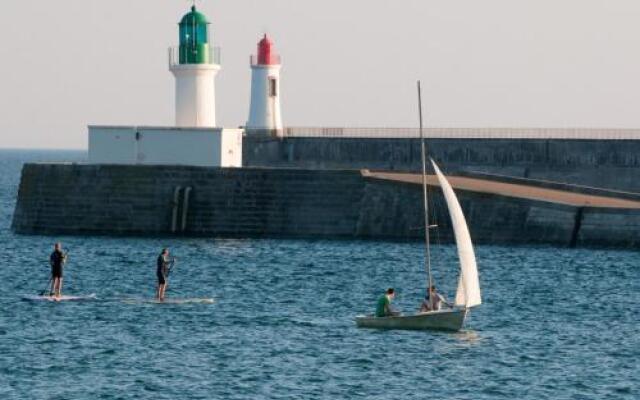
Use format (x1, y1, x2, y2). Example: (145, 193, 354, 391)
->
(12, 164, 364, 237)
(243, 137, 640, 192)
(12, 163, 640, 247)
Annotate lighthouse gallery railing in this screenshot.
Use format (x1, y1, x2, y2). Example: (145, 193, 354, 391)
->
(168, 46, 221, 67)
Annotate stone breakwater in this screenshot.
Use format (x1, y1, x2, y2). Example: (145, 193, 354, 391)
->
(12, 163, 640, 247)
(243, 137, 640, 192)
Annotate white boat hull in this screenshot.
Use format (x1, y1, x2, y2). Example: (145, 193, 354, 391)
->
(355, 308, 468, 331)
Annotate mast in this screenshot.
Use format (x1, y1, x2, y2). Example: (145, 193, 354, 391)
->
(417, 81, 434, 308)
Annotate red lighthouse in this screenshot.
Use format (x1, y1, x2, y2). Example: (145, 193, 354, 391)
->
(247, 34, 283, 134)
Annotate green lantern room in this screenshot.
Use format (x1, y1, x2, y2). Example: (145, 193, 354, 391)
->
(178, 6, 216, 64)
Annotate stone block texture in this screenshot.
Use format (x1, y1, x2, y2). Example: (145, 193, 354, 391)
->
(12, 163, 640, 247)
(244, 137, 640, 192)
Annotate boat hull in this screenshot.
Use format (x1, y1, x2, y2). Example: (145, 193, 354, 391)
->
(355, 308, 468, 332)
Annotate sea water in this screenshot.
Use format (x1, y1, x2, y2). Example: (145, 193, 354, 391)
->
(0, 150, 637, 399)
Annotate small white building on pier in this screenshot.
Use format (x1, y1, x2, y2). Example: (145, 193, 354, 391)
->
(88, 6, 242, 168)
(88, 126, 242, 167)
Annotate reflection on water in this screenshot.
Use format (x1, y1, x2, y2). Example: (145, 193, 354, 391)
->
(453, 329, 482, 346)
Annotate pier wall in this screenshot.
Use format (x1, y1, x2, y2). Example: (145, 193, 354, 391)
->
(11, 164, 364, 237)
(12, 163, 640, 247)
(243, 137, 640, 192)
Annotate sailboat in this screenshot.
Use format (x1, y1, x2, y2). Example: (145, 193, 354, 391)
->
(355, 82, 481, 332)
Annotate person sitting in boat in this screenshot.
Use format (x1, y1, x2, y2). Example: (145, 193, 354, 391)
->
(376, 288, 400, 317)
(429, 285, 453, 311)
(419, 293, 432, 313)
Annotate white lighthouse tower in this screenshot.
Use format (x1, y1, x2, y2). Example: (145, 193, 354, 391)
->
(169, 6, 220, 127)
(247, 34, 283, 135)
(88, 5, 243, 168)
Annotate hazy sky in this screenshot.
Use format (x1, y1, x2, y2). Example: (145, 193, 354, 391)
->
(1, 0, 640, 149)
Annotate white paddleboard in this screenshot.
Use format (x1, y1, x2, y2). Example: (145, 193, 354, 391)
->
(122, 298, 215, 305)
(22, 294, 97, 302)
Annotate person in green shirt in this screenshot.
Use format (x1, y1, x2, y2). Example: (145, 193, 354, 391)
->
(375, 288, 400, 317)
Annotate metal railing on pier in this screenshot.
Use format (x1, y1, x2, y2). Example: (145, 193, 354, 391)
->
(279, 127, 640, 140)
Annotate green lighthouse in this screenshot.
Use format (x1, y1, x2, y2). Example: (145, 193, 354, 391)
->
(179, 6, 213, 64)
(170, 5, 221, 127)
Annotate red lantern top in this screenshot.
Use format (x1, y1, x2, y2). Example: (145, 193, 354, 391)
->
(257, 34, 279, 65)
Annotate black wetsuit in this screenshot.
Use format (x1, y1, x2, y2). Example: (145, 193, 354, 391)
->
(50, 250, 65, 278)
(157, 254, 169, 285)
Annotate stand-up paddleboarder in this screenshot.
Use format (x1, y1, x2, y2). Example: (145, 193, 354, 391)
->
(156, 248, 173, 301)
(49, 243, 67, 298)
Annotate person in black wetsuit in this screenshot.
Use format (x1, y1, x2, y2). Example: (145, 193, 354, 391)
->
(49, 243, 67, 298)
(156, 248, 171, 301)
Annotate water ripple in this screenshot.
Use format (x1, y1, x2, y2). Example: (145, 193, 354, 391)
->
(0, 151, 638, 399)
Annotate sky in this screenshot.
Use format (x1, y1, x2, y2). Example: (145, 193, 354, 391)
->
(1, 0, 640, 149)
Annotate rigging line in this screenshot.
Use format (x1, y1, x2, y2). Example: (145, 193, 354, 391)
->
(417, 81, 434, 308)
(432, 185, 442, 247)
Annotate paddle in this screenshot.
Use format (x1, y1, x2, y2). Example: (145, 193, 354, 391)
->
(39, 277, 53, 296)
(167, 257, 178, 277)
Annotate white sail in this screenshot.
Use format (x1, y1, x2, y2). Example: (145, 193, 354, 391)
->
(431, 160, 482, 308)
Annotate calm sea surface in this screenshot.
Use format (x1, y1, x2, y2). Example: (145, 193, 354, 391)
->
(0, 150, 637, 399)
